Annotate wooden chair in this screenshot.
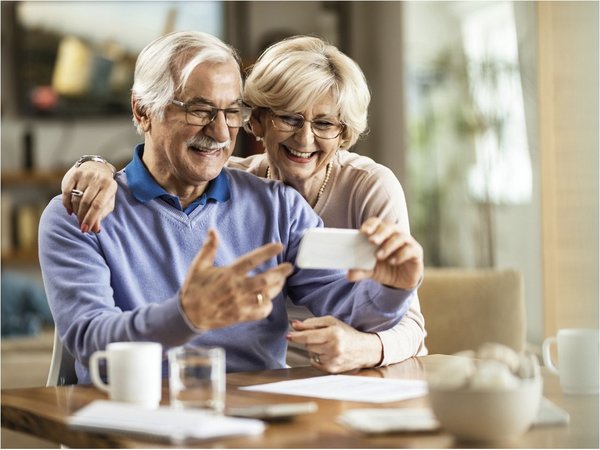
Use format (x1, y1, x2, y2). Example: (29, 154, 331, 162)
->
(418, 268, 526, 354)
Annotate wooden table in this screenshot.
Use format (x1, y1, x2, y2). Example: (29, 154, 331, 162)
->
(2, 355, 598, 448)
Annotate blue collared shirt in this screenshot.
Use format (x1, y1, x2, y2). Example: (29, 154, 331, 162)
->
(124, 144, 230, 215)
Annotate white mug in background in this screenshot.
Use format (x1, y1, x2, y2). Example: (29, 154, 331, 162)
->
(542, 328, 599, 395)
(168, 345, 225, 414)
(89, 342, 162, 408)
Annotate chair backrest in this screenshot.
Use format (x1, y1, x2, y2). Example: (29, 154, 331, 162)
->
(418, 268, 526, 355)
(46, 328, 77, 386)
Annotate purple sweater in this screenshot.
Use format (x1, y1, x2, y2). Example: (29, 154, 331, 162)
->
(39, 155, 413, 382)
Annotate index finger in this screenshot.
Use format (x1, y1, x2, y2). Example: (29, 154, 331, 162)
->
(360, 216, 382, 234)
(229, 242, 285, 275)
(287, 328, 330, 345)
(293, 316, 337, 331)
(61, 166, 78, 214)
(81, 183, 117, 233)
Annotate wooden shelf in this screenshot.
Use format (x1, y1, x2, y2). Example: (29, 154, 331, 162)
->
(1, 248, 40, 266)
(2, 170, 67, 268)
(1, 170, 67, 186)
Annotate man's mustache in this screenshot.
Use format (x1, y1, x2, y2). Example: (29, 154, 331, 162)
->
(187, 136, 231, 150)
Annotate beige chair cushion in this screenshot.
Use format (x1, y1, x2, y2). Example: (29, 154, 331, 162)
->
(419, 268, 526, 355)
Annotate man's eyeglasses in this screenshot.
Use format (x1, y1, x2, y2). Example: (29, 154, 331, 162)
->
(171, 99, 252, 128)
(269, 110, 345, 140)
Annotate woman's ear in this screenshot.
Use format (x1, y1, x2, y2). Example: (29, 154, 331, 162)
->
(131, 97, 151, 132)
(248, 110, 265, 139)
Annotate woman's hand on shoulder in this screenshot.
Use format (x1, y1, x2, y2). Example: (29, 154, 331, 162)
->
(61, 161, 117, 233)
(347, 217, 424, 290)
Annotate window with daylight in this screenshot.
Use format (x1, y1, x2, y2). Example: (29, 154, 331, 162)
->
(404, 1, 535, 267)
(461, 2, 532, 204)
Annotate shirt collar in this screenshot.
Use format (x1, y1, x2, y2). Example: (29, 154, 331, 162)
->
(124, 143, 230, 211)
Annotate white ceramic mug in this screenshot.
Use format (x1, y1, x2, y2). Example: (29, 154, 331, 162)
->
(168, 345, 225, 414)
(90, 342, 162, 408)
(542, 328, 599, 395)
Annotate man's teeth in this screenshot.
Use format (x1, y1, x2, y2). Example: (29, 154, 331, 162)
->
(288, 148, 313, 158)
(192, 146, 220, 153)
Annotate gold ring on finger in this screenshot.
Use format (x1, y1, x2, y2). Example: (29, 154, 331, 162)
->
(312, 353, 321, 364)
(256, 293, 264, 306)
(71, 189, 84, 197)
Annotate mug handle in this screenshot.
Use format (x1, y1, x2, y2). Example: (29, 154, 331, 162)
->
(89, 350, 110, 393)
(542, 336, 560, 375)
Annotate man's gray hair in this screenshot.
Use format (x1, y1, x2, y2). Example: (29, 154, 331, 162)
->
(131, 31, 242, 134)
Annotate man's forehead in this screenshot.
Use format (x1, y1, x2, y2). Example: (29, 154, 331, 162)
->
(181, 56, 240, 82)
(179, 60, 243, 104)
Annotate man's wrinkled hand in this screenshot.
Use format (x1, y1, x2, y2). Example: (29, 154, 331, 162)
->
(180, 229, 294, 330)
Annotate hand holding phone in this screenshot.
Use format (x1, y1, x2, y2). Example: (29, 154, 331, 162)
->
(296, 228, 376, 270)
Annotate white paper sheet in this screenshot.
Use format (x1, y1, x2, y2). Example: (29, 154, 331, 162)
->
(338, 408, 440, 433)
(337, 396, 570, 435)
(68, 400, 265, 443)
(240, 375, 428, 403)
(533, 397, 570, 426)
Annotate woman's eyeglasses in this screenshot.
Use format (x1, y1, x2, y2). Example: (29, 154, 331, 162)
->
(269, 110, 345, 139)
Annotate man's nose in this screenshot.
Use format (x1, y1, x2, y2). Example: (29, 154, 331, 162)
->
(204, 110, 230, 143)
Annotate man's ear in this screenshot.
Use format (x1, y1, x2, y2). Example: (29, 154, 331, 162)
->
(131, 97, 151, 132)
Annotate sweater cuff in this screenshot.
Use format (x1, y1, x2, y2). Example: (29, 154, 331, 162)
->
(176, 291, 206, 334)
(141, 293, 201, 345)
(376, 328, 396, 367)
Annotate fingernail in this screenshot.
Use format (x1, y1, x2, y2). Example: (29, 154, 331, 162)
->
(81, 224, 89, 233)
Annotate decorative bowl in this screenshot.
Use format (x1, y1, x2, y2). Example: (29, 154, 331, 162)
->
(428, 357, 542, 442)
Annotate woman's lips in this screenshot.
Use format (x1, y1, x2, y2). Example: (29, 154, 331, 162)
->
(284, 145, 317, 163)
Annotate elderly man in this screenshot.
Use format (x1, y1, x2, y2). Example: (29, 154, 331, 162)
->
(39, 31, 419, 383)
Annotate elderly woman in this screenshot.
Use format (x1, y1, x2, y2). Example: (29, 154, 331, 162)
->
(61, 36, 427, 372)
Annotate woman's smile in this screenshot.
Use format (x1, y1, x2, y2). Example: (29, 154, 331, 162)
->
(282, 144, 320, 163)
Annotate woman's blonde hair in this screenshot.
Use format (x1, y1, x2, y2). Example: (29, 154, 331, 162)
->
(244, 36, 370, 149)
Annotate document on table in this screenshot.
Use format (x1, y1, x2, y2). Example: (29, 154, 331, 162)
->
(240, 375, 428, 403)
(68, 400, 265, 443)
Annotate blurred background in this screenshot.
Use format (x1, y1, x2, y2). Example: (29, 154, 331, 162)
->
(1, 1, 597, 356)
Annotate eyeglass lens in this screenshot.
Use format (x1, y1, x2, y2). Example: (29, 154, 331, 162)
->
(173, 100, 251, 128)
(270, 112, 343, 139)
(187, 106, 250, 128)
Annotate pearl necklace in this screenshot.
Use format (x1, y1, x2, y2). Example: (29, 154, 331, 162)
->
(266, 162, 333, 206)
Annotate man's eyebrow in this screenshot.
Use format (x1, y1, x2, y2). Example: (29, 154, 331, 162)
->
(187, 96, 244, 107)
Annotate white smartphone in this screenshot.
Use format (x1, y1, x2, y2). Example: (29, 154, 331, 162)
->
(296, 227, 377, 270)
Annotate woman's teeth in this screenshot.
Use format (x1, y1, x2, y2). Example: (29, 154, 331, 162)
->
(287, 148, 313, 158)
